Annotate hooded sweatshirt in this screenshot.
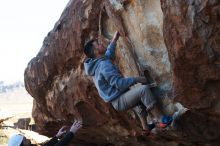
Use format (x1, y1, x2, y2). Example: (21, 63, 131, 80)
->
(84, 42, 137, 102)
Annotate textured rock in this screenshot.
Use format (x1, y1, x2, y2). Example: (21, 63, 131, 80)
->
(24, 0, 220, 145)
(161, 0, 220, 110)
(160, 0, 220, 144)
(14, 118, 31, 130)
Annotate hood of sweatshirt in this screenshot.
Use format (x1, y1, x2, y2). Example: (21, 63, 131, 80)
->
(84, 57, 105, 76)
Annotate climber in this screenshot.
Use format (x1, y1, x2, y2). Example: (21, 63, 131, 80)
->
(83, 31, 173, 135)
(8, 120, 82, 146)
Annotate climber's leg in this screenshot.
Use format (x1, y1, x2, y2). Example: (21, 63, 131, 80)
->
(132, 104, 148, 130)
(111, 85, 156, 111)
(148, 104, 163, 122)
(111, 85, 156, 131)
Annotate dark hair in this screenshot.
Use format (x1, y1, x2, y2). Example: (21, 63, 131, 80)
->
(84, 40, 95, 58)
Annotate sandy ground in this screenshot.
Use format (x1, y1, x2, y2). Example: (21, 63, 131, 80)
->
(0, 88, 49, 145)
(0, 88, 33, 124)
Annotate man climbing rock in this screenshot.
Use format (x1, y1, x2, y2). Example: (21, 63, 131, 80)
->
(83, 31, 172, 135)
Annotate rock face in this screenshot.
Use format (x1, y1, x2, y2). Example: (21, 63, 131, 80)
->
(14, 118, 31, 130)
(24, 0, 220, 145)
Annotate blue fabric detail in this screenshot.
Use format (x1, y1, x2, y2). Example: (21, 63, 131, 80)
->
(161, 115, 173, 124)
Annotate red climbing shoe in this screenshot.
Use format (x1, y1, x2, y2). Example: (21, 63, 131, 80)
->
(158, 115, 173, 128)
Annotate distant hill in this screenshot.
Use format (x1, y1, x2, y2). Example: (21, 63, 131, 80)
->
(0, 81, 33, 121)
(0, 81, 24, 93)
(0, 81, 32, 103)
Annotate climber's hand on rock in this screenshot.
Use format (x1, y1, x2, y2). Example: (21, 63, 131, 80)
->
(70, 120, 83, 134)
(112, 31, 120, 43)
(56, 126, 68, 138)
(135, 76, 147, 84)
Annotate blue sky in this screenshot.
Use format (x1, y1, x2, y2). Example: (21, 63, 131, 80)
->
(0, 0, 69, 83)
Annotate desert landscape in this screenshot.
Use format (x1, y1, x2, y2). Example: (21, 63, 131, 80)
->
(0, 82, 49, 145)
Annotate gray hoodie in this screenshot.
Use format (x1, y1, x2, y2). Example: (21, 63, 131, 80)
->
(84, 57, 137, 102)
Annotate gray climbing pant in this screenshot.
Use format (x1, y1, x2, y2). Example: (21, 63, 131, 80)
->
(111, 85, 156, 118)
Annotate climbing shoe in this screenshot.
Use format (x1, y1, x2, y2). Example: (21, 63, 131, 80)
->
(159, 115, 173, 128)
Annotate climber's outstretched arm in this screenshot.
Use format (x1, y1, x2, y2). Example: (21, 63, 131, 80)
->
(105, 31, 120, 59)
(111, 31, 120, 44)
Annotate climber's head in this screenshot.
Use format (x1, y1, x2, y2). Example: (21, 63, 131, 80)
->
(84, 39, 106, 58)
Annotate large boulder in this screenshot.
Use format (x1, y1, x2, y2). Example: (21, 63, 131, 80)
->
(24, 0, 220, 145)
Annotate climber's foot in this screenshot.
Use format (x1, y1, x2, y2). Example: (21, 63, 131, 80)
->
(157, 115, 173, 128)
(142, 123, 156, 136)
